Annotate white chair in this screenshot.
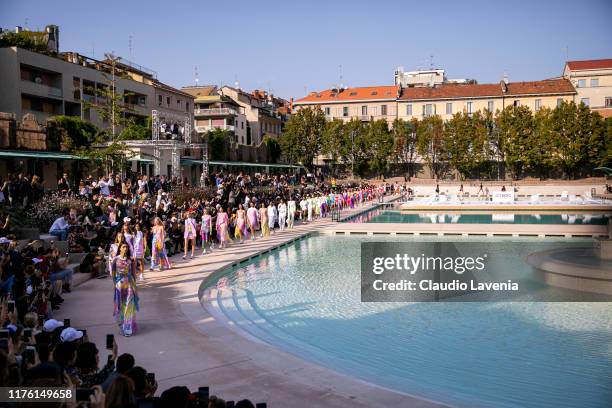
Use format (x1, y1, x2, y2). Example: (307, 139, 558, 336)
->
(529, 194, 540, 203)
(560, 191, 569, 201)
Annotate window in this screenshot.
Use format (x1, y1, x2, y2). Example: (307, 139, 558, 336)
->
(186, 102, 189, 112)
(423, 104, 434, 117)
(513, 100, 520, 107)
(158, 95, 162, 106)
(557, 98, 563, 107)
(605, 97, 612, 108)
(446, 103, 452, 115)
(535, 99, 541, 111)
(166, 96, 170, 106)
(581, 98, 590, 106)
(467, 101, 473, 114)
(590, 78, 599, 87)
(242, 121, 244, 129)
(406, 104, 412, 116)
(177, 99, 181, 108)
(73, 77, 80, 100)
(577, 79, 586, 88)
(381, 105, 387, 116)
(361, 105, 368, 116)
(324, 107, 330, 116)
(487, 100, 494, 112)
(343, 106, 348, 117)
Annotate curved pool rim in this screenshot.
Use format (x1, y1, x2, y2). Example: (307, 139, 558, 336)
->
(196, 232, 454, 407)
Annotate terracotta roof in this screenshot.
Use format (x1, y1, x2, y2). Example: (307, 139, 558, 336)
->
(295, 85, 399, 103)
(399, 79, 574, 101)
(566, 59, 612, 71)
(399, 83, 500, 100)
(505, 79, 575, 95)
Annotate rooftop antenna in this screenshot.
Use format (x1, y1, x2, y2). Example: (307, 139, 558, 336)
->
(565, 45, 569, 61)
(429, 54, 434, 69)
(234, 74, 239, 89)
(339, 64, 343, 88)
(128, 35, 133, 58)
(92, 42, 95, 58)
(194, 65, 199, 86)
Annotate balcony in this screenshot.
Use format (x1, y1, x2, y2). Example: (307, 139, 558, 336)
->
(194, 108, 238, 117)
(20, 80, 63, 99)
(196, 124, 236, 133)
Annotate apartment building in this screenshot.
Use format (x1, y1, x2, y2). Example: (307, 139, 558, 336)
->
(398, 78, 575, 121)
(219, 86, 283, 145)
(293, 78, 576, 123)
(563, 58, 612, 118)
(182, 85, 248, 145)
(293, 85, 400, 125)
(0, 46, 193, 129)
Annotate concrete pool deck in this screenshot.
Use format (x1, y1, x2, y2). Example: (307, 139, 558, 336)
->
(57, 199, 450, 407)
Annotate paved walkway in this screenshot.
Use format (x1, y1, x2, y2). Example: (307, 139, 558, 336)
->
(58, 199, 447, 407)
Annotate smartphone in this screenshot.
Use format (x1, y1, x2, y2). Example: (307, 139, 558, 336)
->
(63, 318, 71, 328)
(24, 346, 36, 364)
(7, 301, 14, 313)
(106, 334, 114, 350)
(75, 388, 95, 401)
(0, 329, 8, 339)
(146, 372, 155, 384)
(197, 387, 209, 404)
(23, 329, 33, 342)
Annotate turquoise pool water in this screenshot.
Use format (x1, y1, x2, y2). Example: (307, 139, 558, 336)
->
(348, 209, 611, 225)
(203, 236, 612, 408)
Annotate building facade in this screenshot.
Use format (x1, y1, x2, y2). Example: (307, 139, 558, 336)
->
(293, 85, 400, 125)
(563, 58, 612, 118)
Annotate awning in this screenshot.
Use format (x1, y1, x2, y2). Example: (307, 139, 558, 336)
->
(180, 159, 304, 170)
(0, 150, 84, 160)
(127, 156, 154, 163)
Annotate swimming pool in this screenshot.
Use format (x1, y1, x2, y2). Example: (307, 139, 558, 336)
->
(202, 235, 612, 408)
(348, 209, 611, 225)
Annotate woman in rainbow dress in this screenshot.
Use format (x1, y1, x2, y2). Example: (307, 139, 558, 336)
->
(150, 217, 171, 270)
(112, 243, 139, 337)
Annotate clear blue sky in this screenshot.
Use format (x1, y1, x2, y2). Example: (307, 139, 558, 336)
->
(2, 0, 611, 100)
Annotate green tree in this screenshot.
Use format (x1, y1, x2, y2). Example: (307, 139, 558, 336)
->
(364, 119, 394, 178)
(341, 118, 368, 177)
(497, 105, 535, 179)
(279, 106, 326, 170)
(321, 119, 346, 176)
(78, 56, 142, 171)
(392, 118, 418, 179)
(416, 115, 447, 179)
(531, 107, 555, 178)
(264, 136, 281, 163)
(444, 111, 488, 179)
(48, 116, 98, 151)
(0, 31, 51, 54)
(207, 128, 230, 160)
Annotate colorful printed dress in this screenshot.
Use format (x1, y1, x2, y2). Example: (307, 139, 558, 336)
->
(184, 217, 197, 240)
(201, 215, 212, 243)
(216, 212, 229, 245)
(150, 226, 171, 270)
(133, 231, 145, 259)
(112, 256, 139, 336)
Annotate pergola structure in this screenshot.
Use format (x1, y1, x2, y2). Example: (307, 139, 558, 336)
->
(149, 109, 208, 182)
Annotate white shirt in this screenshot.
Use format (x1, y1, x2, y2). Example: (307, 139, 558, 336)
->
(49, 217, 68, 232)
(278, 203, 287, 217)
(98, 179, 113, 196)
